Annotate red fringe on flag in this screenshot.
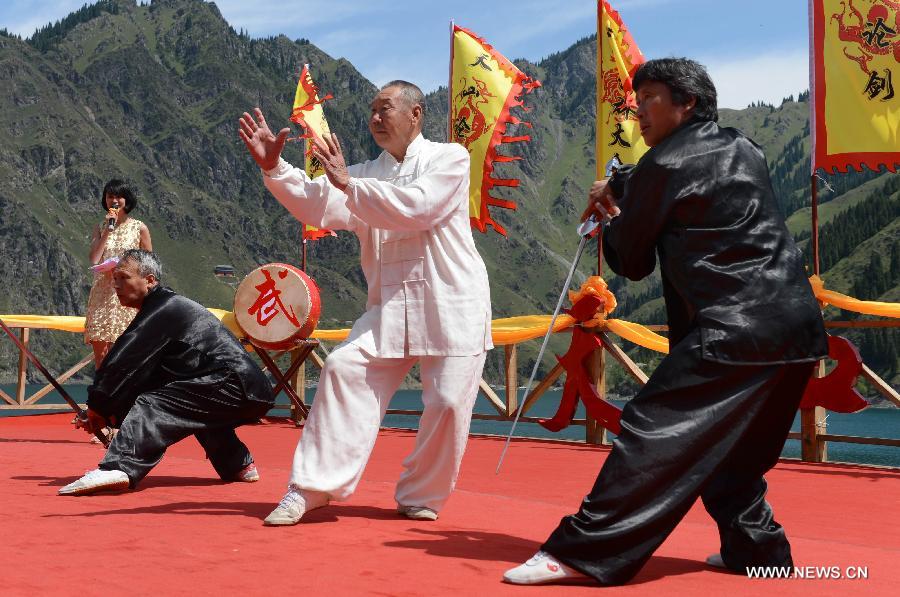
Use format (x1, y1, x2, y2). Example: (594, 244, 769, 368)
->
(486, 196, 518, 210)
(602, 0, 644, 93)
(500, 135, 531, 144)
(289, 64, 334, 142)
(505, 115, 533, 128)
(455, 26, 541, 236)
(290, 64, 336, 243)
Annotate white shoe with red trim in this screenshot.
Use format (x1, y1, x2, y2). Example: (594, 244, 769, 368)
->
(58, 468, 130, 496)
(502, 551, 589, 585)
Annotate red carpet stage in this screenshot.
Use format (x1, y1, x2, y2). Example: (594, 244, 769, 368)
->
(1, 413, 896, 595)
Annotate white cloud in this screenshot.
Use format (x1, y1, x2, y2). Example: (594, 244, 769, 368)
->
(362, 52, 446, 93)
(2, 0, 808, 112)
(213, 0, 380, 35)
(3, 0, 86, 36)
(472, 0, 673, 51)
(494, 3, 595, 47)
(703, 49, 809, 109)
(313, 27, 386, 56)
(609, 0, 676, 9)
(0, 0, 380, 38)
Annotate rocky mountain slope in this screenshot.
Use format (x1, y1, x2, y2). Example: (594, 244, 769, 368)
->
(1, 0, 896, 395)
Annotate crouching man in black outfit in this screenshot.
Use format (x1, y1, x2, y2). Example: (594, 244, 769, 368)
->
(61, 249, 274, 495)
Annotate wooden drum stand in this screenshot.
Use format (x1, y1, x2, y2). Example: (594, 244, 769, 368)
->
(233, 263, 322, 422)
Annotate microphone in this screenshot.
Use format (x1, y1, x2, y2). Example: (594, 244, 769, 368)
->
(106, 203, 120, 231)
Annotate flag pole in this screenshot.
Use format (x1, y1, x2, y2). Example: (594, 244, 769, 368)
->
(811, 174, 820, 276)
(597, 223, 604, 275)
(299, 63, 309, 273)
(302, 237, 308, 272)
(596, 3, 604, 276)
(447, 18, 455, 141)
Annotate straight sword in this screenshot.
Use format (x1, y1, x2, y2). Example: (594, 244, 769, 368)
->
(495, 215, 601, 473)
(496, 156, 620, 474)
(0, 317, 110, 447)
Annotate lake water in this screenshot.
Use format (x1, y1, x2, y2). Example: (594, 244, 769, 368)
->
(3, 384, 898, 467)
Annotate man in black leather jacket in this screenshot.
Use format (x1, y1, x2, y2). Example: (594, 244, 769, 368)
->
(504, 58, 828, 586)
(60, 249, 274, 496)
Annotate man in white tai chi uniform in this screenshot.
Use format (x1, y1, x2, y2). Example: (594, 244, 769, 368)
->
(238, 80, 492, 525)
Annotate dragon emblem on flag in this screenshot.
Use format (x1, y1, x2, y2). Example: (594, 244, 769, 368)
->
(599, 70, 638, 125)
(449, 26, 540, 236)
(452, 77, 496, 149)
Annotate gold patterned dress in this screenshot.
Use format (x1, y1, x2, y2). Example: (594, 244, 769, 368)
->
(84, 218, 144, 343)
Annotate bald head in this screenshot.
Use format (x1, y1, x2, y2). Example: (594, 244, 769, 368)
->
(369, 81, 425, 161)
(381, 80, 425, 116)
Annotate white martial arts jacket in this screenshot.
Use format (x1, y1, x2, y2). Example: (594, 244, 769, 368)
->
(263, 134, 493, 358)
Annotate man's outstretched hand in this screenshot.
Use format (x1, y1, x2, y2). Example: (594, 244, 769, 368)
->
(239, 108, 291, 172)
(311, 132, 350, 192)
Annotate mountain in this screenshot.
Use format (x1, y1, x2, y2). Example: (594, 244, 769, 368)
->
(1, 0, 897, 396)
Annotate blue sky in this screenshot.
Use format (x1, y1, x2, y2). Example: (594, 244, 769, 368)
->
(1, 0, 810, 109)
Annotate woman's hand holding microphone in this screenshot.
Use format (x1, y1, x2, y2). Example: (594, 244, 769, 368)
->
(105, 199, 121, 231)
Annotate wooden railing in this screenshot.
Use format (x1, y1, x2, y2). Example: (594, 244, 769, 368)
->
(0, 327, 95, 410)
(2, 321, 898, 464)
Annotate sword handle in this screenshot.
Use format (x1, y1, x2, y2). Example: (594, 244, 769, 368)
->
(74, 411, 112, 447)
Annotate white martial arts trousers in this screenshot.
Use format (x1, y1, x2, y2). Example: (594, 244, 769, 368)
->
(289, 342, 488, 512)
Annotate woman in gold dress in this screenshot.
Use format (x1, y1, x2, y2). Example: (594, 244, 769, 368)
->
(85, 180, 152, 367)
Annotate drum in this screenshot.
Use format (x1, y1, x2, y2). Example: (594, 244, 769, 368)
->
(233, 263, 321, 350)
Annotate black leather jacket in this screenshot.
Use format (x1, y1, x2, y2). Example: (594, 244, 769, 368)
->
(88, 286, 274, 422)
(604, 118, 828, 364)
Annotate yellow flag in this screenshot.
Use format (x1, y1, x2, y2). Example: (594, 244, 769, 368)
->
(290, 64, 336, 241)
(597, 1, 648, 176)
(812, 0, 900, 173)
(449, 26, 541, 236)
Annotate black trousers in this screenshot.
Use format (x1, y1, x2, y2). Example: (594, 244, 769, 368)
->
(542, 329, 815, 585)
(99, 373, 272, 487)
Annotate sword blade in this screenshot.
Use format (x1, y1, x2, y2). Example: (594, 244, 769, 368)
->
(496, 235, 590, 474)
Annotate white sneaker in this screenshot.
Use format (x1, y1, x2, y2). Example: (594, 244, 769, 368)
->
(397, 505, 438, 521)
(58, 469, 130, 496)
(503, 551, 589, 585)
(263, 488, 329, 526)
(233, 463, 260, 483)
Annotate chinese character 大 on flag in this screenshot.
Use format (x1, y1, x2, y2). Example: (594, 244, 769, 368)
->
(597, 0, 648, 176)
(290, 64, 337, 240)
(449, 25, 540, 236)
